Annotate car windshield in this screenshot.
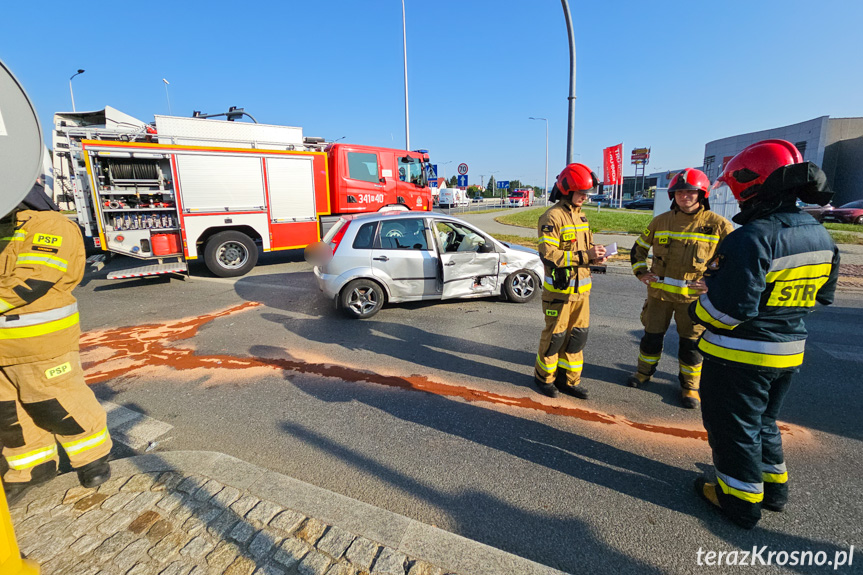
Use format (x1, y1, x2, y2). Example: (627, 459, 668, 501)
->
(839, 200, 863, 209)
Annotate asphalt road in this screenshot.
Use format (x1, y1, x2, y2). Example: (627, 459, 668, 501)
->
(79, 249, 863, 574)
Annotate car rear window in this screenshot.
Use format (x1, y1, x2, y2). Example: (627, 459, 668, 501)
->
(352, 222, 377, 249)
(841, 200, 863, 209)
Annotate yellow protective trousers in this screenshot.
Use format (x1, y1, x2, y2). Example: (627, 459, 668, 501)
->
(535, 296, 590, 387)
(636, 296, 705, 394)
(0, 350, 111, 483)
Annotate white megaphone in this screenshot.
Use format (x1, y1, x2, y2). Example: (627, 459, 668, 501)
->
(0, 59, 44, 218)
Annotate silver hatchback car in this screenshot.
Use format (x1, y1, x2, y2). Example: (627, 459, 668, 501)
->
(308, 212, 543, 318)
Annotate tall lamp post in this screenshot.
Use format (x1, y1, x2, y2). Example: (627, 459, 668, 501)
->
(69, 69, 85, 112)
(560, 0, 576, 164)
(529, 117, 548, 206)
(401, 0, 410, 150)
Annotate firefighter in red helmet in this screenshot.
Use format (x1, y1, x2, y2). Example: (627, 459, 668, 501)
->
(628, 168, 734, 408)
(533, 164, 607, 399)
(689, 140, 839, 529)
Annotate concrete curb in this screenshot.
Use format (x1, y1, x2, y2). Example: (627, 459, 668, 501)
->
(14, 451, 569, 575)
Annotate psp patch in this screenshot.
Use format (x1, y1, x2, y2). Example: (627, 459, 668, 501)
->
(45, 362, 72, 380)
(33, 233, 62, 247)
(545, 309, 559, 317)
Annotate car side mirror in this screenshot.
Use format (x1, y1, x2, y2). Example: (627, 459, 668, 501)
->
(379, 177, 386, 183)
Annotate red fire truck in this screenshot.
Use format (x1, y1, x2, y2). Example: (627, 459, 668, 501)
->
(53, 110, 432, 279)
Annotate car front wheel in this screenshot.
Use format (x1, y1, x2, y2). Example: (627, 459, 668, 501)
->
(340, 279, 385, 319)
(504, 270, 539, 303)
(855, 215, 863, 225)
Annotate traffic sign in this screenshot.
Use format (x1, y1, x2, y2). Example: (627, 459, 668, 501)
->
(497, 180, 510, 190)
(427, 164, 438, 180)
(457, 163, 468, 175)
(457, 174, 468, 187)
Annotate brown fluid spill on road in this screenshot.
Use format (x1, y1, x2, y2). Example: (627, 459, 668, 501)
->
(80, 303, 806, 444)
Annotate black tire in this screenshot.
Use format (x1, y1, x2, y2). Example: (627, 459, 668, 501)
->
(203, 231, 258, 277)
(855, 215, 863, 225)
(340, 279, 385, 319)
(504, 270, 539, 303)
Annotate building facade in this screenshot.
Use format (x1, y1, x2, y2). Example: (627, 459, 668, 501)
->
(703, 116, 863, 206)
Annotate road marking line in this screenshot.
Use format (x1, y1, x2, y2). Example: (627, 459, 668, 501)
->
(100, 400, 174, 451)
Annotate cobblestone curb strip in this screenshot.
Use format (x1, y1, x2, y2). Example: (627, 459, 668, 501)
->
(10, 452, 569, 575)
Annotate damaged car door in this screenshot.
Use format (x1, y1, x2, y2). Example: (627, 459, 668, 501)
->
(433, 220, 500, 299)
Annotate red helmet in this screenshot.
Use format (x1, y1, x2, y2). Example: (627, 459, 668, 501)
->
(555, 163, 599, 196)
(714, 139, 803, 202)
(668, 168, 710, 201)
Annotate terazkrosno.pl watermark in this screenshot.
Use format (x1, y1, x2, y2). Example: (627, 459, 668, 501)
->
(696, 546, 856, 569)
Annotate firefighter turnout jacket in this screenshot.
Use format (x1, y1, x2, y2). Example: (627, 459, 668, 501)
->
(631, 207, 734, 302)
(0, 209, 111, 483)
(690, 208, 840, 369)
(0, 210, 84, 363)
(538, 201, 595, 301)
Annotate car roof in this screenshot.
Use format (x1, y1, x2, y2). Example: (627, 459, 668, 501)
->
(345, 211, 468, 225)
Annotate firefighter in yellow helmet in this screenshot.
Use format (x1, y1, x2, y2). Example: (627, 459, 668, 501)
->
(0, 183, 112, 505)
(534, 164, 607, 399)
(627, 169, 734, 408)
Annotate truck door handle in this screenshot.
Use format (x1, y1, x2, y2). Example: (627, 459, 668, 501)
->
(373, 256, 389, 262)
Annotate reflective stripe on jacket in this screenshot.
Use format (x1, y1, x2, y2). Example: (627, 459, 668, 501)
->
(537, 201, 594, 302)
(630, 207, 734, 303)
(0, 210, 85, 363)
(690, 207, 839, 370)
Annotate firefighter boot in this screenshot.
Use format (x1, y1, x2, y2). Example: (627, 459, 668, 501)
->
(627, 372, 651, 388)
(77, 456, 111, 489)
(2, 460, 58, 506)
(693, 477, 758, 530)
(679, 373, 701, 410)
(533, 376, 560, 398)
(555, 371, 589, 399)
(763, 482, 788, 512)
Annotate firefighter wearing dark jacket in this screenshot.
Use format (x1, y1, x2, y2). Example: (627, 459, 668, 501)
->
(628, 169, 734, 409)
(689, 140, 839, 529)
(0, 184, 112, 505)
(534, 164, 607, 399)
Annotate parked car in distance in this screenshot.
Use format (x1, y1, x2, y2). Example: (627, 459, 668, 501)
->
(472, 195, 484, 203)
(306, 212, 544, 318)
(623, 197, 654, 210)
(589, 193, 611, 205)
(821, 200, 863, 225)
(796, 200, 834, 222)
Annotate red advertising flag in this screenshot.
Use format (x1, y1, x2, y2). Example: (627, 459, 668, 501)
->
(604, 143, 623, 185)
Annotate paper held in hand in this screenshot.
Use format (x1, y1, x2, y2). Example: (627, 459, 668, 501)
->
(604, 242, 618, 257)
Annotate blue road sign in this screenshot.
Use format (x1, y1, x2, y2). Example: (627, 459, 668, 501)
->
(457, 174, 468, 187)
(427, 164, 438, 180)
(497, 180, 510, 190)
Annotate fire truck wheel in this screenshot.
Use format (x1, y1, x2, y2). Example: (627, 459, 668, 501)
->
(504, 270, 539, 303)
(340, 279, 385, 319)
(204, 231, 259, 277)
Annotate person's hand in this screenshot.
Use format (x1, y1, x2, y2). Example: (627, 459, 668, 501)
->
(688, 279, 708, 294)
(588, 245, 607, 262)
(639, 273, 659, 286)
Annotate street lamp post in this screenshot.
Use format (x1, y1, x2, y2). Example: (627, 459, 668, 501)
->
(401, 0, 410, 150)
(69, 69, 85, 112)
(560, 0, 576, 164)
(529, 117, 549, 206)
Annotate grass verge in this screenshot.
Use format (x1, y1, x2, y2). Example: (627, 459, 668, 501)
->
(496, 206, 651, 234)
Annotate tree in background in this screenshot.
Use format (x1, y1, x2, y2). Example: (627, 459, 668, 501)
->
(448, 175, 458, 187)
(486, 176, 496, 195)
(467, 185, 482, 197)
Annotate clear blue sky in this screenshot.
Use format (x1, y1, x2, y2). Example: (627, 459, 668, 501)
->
(3, 0, 861, 189)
